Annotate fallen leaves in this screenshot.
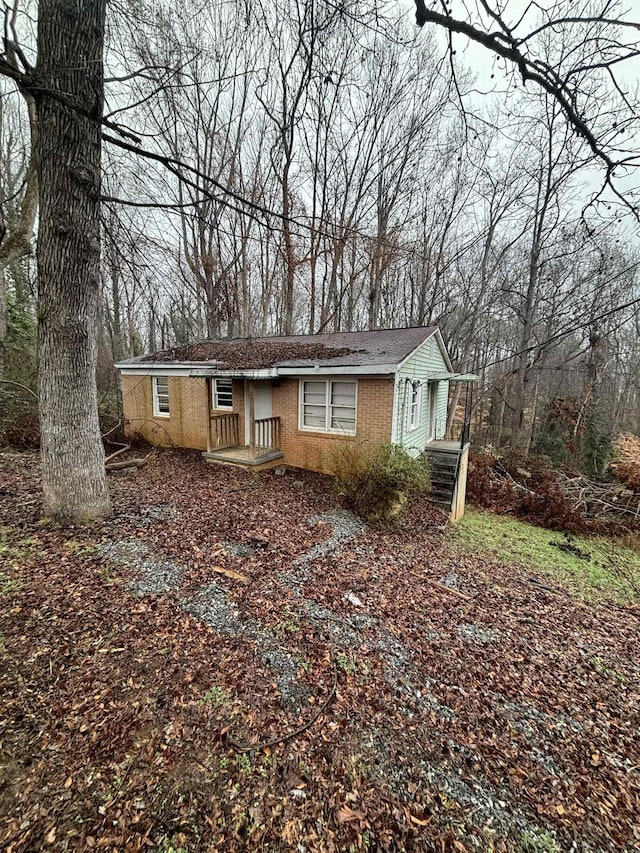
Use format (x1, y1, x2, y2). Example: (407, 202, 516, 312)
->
(0, 448, 638, 852)
(335, 805, 367, 825)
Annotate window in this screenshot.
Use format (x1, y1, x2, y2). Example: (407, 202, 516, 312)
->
(153, 376, 170, 417)
(213, 378, 233, 410)
(300, 380, 357, 434)
(409, 381, 422, 431)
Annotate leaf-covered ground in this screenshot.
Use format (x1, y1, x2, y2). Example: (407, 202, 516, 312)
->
(0, 449, 638, 852)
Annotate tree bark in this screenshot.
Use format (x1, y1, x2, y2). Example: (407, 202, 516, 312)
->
(35, 0, 111, 522)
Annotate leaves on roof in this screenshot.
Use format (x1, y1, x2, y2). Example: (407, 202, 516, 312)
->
(143, 340, 358, 368)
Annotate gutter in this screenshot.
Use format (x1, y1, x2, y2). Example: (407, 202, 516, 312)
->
(116, 362, 398, 378)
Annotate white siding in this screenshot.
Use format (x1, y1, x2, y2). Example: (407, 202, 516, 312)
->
(393, 337, 450, 453)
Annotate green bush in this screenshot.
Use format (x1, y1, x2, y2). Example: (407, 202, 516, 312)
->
(329, 440, 431, 521)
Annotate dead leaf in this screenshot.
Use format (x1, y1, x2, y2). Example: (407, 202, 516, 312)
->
(409, 813, 432, 827)
(336, 806, 366, 825)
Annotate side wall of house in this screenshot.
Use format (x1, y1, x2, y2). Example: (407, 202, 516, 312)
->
(121, 375, 245, 451)
(272, 375, 395, 473)
(394, 337, 449, 452)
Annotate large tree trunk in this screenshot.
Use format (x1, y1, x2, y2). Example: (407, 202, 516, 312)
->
(35, 0, 111, 522)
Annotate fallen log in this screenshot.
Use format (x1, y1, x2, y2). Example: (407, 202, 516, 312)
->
(106, 457, 149, 471)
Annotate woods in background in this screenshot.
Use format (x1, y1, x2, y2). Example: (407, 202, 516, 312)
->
(1, 0, 639, 487)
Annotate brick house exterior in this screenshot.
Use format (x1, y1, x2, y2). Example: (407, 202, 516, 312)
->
(120, 372, 395, 472)
(116, 328, 474, 518)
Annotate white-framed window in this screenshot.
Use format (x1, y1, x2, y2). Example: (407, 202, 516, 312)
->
(153, 376, 170, 417)
(409, 381, 422, 431)
(299, 379, 357, 435)
(213, 378, 233, 410)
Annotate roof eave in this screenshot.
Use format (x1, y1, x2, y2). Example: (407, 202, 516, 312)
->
(116, 360, 399, 377)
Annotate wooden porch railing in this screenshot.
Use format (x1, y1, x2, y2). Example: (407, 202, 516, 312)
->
(251, 416, 281, 457)
(210, 412, 240, 451)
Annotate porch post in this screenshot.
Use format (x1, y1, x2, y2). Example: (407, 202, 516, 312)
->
(206, 378, 212, 453)
(248, 383, 255, 457)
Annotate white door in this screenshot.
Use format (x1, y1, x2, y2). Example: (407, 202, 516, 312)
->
(245, 381, 273, 446)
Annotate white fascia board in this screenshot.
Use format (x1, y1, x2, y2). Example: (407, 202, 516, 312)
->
(277, 364, 397, 376)
(115, 361, 215, 370)
(116, 362, 279, 380)
(190, 368, 278, 379)
(117, 364, 194, 377)
(434, 329, 454, 372)
(117, 362, 397, 378)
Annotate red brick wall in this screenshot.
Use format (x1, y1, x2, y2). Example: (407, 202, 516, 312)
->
(121, 373, 395, 471)
(121, 374, 210, 449)
(273, 376, 394, 472)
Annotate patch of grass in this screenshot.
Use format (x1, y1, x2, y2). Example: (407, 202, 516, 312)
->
(519, 830, 560, 853)
(336, 652, 357, 676)
(591, 656, 627, 686)
(63, 539, 99, 556)
(235, 752, 252, 774)
(0, 571, 18, 597)
(453, 508, 640, 604)
(156, 837, 189, 853)
(201, 685, 230, 708)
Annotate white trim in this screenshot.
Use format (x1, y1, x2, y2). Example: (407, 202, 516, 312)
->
(427, 381, 438, 441)
(279, 364, 395, 376)
(152, 376, 170, 418)
(298, 378, 358, 436)
(390, 371, 400, 443)
(118, 363, 397, 378)
(212, 377, 233, 410)
(192, 368, 278, 379)
(119, 366, 194, 377)
(408, 381, 422, 432)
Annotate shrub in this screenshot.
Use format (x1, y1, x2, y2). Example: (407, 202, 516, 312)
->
(610, 433, 640, 492)
(329, 440, 431, 522)
(1, 414, 40, 449)
(467, 450, 590, 533)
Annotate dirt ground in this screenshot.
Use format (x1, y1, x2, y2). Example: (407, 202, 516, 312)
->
(0, 449, 638, 852)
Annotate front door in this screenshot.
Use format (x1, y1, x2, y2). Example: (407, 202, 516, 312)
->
(244, 381, 273, 446)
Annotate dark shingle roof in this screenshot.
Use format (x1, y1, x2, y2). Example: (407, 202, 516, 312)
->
(130, 327, 438, 371)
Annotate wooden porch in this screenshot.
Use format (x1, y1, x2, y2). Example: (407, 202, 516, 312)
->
(203, 412, 283, 469)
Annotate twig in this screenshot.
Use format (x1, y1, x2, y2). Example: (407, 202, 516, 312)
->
(0, 827, 28, 851)
(0, 379, 38, 400)
(410, 572, 473, 601)
(101, 420, 122, 441)
(104, 443, 131, 464)
(226, 665, 338, 754)
(527, 576, 560, 595)
(106, 450, 154, 471)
